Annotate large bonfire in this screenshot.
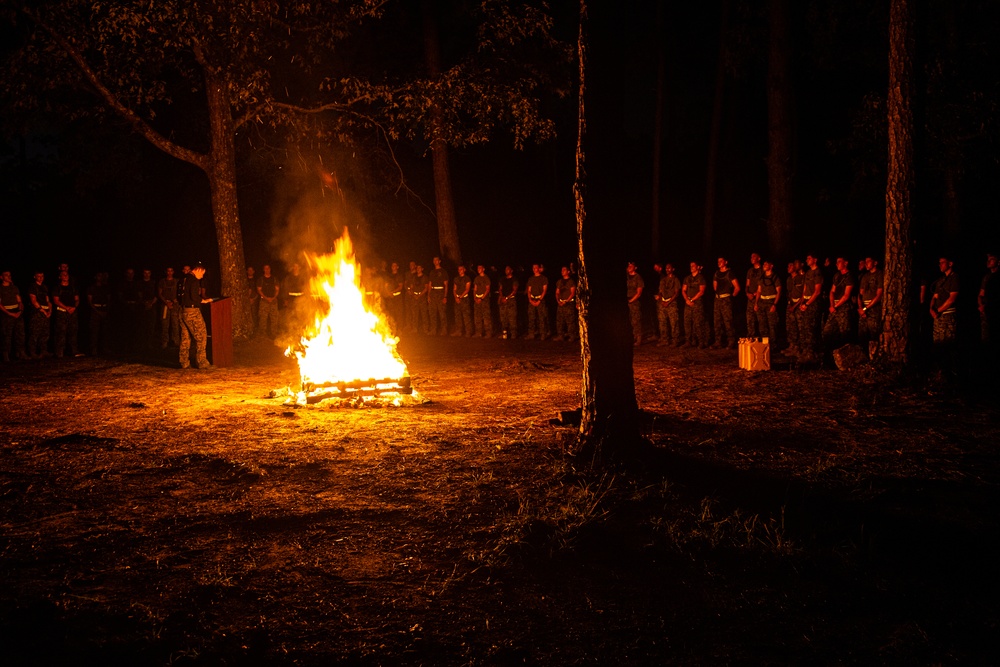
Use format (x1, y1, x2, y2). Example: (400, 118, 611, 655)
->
(285, 230, 411, 404)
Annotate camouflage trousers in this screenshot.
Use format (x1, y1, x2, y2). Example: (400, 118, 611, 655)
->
(785, 303, 800, 351)
(1, 312, 25, 361)
(474, 299, 493, 337)
(161, 304, 181, 346)
(932, 311, 956, 345)
(656, 301, 680, 345)
(746, 300, 761, 337)
(757, 298, 778, 345)
(713, 297, 735, 346)
(28, 311, 50, 357)
(556, 302, 577, 340)
(407, 296, 429, 334)
(858, 304, 882, 342)
(53, 310, 79, 357)
(629, 301, 643, 344)
(89, 309, 109, 356)
(684, 301, 709, 346)
(527, 302, 549, 339)
(756, 298, 779, 340)
(428, 293, 448, 335)
(500, 299, 517, 337)
(822, 305, 853, 351)
(258, 299, 278, 338)
(180, 307, 209, 368)
(795, 303, 820, 361)
(453, 298, 473, 336)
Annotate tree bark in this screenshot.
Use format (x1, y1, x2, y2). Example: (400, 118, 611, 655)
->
(573, 0, 641, 466)
(31, 15, 254, 341)
(422, 0, 463, 266)
(204, 70, 253, 340)
(766, 0, 794, 258)
(703, 0, 729, 257)
(877, 0, 915, 367)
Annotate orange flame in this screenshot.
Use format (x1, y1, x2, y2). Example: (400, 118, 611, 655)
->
(286, 230, 408, 395)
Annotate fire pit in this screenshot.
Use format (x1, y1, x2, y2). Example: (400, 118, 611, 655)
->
(281, 229, 417, 406)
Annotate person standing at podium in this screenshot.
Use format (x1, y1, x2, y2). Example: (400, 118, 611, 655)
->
(179, 263, 212, 369)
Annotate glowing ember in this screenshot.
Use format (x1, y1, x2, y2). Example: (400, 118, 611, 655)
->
(285, 230, 411, 403)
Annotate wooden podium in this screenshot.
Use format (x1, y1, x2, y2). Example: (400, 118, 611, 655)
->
(204, 297, 233, 367)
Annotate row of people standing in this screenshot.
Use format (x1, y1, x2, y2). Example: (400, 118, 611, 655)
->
(0, 263, 213, 368)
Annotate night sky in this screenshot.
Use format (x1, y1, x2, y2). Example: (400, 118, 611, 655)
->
(2, 0, 998, 295)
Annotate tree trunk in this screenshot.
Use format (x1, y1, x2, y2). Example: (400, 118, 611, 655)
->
(422, 0, 463, 266)
(703, 0, 729, 257)
(766, 0, 794, 258)
(573, 0, 642, 466)
(877, 0, 915, 367)
(204, 71, 253, 340)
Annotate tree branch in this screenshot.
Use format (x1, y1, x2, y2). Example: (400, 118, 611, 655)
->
(25, 9, 209, 171)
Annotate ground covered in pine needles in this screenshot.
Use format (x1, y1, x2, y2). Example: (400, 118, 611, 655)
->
(1, 337, 997, 665)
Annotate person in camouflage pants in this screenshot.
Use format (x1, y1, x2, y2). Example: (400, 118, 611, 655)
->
(626, 262, 644, 345)
(785, 260, 803, 355)
(498, 266, 519, 338)
(473, 265, 493, 338)
(655, 263, 681, 346)
(822, 257, 856, 354)
(795, 255, 824, 363)
(712, 257, 739, 348)
(930, 257, 959, 346)
(682, 262, 709, 348)
(857, 257, 884, 346)
(755, 260, 782, 341)
(554, 266, 577, 342)
(179, 264, 211, 369)
(451, 265, 473, 337)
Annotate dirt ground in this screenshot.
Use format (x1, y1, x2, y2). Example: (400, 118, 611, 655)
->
(1, 336, 998, 665)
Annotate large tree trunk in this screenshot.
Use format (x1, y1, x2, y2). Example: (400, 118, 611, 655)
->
(703, 0, 729, 257)
(766, 0, 794, 258)
(573, 0, 641, 466)
(422, 0, 463, 266)
(877, 0, 915, 367)
(204, 71, 253, 340)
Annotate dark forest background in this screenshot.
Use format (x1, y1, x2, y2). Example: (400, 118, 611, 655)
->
(1, 0, 997, 295)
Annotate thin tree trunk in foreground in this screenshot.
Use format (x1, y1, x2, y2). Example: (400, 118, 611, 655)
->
(877, 0, 915, 367)
(573, 0, 641, 466)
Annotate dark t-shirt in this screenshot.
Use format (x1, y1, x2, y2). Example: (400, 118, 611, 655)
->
(453, 274, 471, 298)
(556, 277, 576, 302)
(27, 282, 50, 311)
(526, 275, 548, 299)
(473, 274, 491, 298)
(832, 271, 856, 300)
(88, 283, 111, 309)
(626, 273, 644, 299)
(932, 272, 959, 309)
(802, 268, 823, 303)
(658, 275, 680, 301)
(0, 283, 20, 309)
(499, 276, 518, 299)
(181, 274, 203, 308)
(159, 278, 179, 303)
(53, 283, 78, 309)
(759, 272, 779, 297)
(683, 273, 706, 298)
(257, 275, 279, 299)
(713, 269, 735, 296)
(860, 270, 883, 302)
